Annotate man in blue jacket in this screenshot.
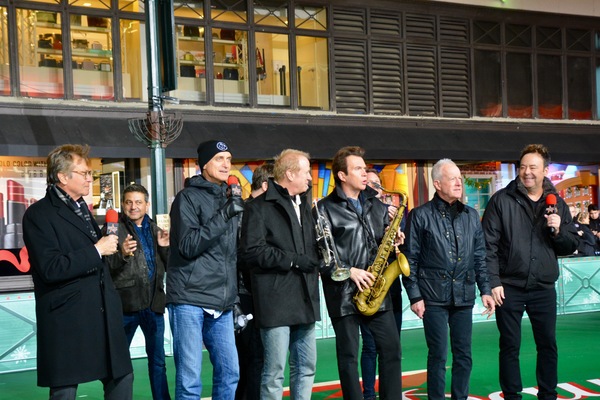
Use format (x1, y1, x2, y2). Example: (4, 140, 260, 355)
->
(403, 158, 494, 400)
(482, 144, 577, 400)
(167, 140, 244, 400)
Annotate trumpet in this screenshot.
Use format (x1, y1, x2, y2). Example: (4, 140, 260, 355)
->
(313, 200, 351, 281)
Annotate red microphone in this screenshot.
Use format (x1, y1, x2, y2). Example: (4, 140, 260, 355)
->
(545, 194, 557, 234)
(105, 209, 119, 236)
(227, 175, 242, 198)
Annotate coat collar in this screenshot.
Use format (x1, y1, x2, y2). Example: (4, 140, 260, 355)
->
(47, 187, 100, 242)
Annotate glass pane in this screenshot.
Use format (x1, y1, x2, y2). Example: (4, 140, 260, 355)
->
(254, 0, 288, 27)
(296, 36, 329, 110)
(121, 19, 145, 101)
(567, 56, 592, 119)
(212, 28, 248, 104)
(119, 1, 145, 12)
(0, 7, 9, 96)
(474, 50, 501, 117)
(174, 1, 204, 19)
(72, 15, 114, 100)
(17, 8, 64, 98)
(171, 23, 207, 102)
(256, 32, 289, 106)
(211, 0, 247, 23)
(506, 53, 532, 118)
(597, 58, 600, 119)
(538, 54, 562, 119)
(22, 0, 59, 3)
(70, 0, 111, 9)
(295, 6, 327, 30)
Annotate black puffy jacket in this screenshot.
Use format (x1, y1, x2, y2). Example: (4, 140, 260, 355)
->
(482, 177, 578, 290)
(403, 193, 491, 307)
(166, 175, 239, 311)
(317, 185, 392, 318)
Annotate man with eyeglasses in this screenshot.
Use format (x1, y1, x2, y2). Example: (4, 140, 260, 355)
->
(22, 144, 133, 400)
(403, 158, 494, 400)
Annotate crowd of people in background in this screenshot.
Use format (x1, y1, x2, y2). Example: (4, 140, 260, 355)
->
(23, 142, 584, 400)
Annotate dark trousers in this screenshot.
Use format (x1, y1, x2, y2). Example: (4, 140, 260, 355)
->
(422, 305, 473, 400)
(331, 310, 402, 400)
(123, 308, 171, 400)
(235, 293, 264, 400)
(359, 309, 402, 399)
(496, 285, 558, 400)
(49, 372, 133, 400)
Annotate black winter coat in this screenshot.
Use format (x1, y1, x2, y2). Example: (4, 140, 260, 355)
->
(402, 194, 491, 306)
(23, 188, 132, 387)
(105, 214, 169, 313)
(238, 180, 321, 328)
(482, 177, 578, 290)
(167, 175, 239, 311)
(317, 185, 392, 318)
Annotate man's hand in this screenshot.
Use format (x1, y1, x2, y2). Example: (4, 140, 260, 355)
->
(387, 205, 398, 223)
(492, 286, 505, 306)
(157, 229, 169, 247)
(410, 300, 425, 319)
(294, 254, 319, 273)
(219, 197, 244, 221)
(350, 267, 375, 292)
(121, 234, 137, 257)
(544, 213, 561, 235)
(96, 235, 119, 256)
(481, 294, 495, 319)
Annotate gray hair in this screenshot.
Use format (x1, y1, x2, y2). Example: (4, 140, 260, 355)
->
(431, 158, 456, 181)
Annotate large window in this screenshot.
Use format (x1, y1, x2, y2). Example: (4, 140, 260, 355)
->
(256, 32, 289, 106)
(474, 50, 501, 117)
(0, 7, 9, 96)
(212, 28, 248, 104)
(296, 35, 329, 110)
(120, 19, 144, 101)
(506, 52, 532, 118)
(538, 54, 563, 119)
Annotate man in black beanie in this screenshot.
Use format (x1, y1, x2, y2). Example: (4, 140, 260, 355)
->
(167, 139, 244, 399)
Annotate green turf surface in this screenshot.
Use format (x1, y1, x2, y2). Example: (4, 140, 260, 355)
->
(1, 311, 598, 399)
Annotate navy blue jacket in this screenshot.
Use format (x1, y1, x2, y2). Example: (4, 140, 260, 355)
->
(403, 193, 491, 306)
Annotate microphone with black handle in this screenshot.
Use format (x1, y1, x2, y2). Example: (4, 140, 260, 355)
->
(219, 176, 244, 221)
(545, 194, 557, 234)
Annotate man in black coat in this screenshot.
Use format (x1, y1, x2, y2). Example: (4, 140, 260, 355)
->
(239, 149, 321, 400)
(105, 183, 171, 400)
(403, 158, 494, 400)
(482, 144, 577, 400)
(317, 146, 401, 400)
(22, 144, 133, 400)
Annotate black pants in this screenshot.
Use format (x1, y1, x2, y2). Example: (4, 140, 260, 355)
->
(49, 372, 134, 400)
(331, 310, 402, 400)
(496, 285, 558, 400)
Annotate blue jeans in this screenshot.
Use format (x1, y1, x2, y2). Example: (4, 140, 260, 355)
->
(422, 305, 473, 400)
(123, 309, 171, 400)
(496, 285, 557, 400)
(260, 324, 316, 400)
(168, 304, 239, 400)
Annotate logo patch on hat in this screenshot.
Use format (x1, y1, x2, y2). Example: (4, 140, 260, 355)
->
(216, 141, 229, 151)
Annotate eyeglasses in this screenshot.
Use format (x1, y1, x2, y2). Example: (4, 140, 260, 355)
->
(71, 170, 93, 178)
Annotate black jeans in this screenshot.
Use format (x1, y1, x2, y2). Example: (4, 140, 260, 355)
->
(422, 304, 473, 400)
(331, 310, 402, 400)
(49, 372, 133, 400)
(496, 285, 558, 400)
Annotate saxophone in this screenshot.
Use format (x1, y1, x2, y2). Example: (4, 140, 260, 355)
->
(353, 188, 410, 316)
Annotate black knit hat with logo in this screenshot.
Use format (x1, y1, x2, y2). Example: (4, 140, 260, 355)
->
(197, 140, 230, 170)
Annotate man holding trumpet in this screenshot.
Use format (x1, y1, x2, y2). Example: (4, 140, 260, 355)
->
(316, 146, 402, 400)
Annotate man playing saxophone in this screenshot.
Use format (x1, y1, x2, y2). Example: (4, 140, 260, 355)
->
(402, 158, 495, 400)
(317, 146, 402, 400)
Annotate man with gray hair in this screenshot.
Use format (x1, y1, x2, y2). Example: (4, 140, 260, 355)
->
(403, 158, 494, 400)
